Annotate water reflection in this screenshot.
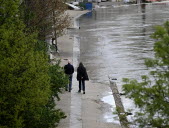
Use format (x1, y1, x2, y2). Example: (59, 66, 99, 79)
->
(70, 1, 169, 124)
(75, 3, 169, 85)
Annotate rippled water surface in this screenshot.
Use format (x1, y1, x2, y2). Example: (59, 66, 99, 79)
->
(70, 2, 169, 124)
(72, 2, 169, 85)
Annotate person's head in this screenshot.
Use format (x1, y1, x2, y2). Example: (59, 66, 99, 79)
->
(79, 62, 84, 67)
(68, 60, 71, 64)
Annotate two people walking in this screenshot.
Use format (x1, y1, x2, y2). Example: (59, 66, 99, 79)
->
(64, 60, 89, 94)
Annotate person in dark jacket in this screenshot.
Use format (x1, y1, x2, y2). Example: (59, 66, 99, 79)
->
(64, 60, 74, 92)
(77, 62, 89, 94)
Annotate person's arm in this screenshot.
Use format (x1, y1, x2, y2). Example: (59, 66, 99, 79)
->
(84, 68, 89, 80)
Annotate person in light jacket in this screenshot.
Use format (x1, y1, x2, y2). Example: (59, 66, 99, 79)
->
(77, 62, 89, 94)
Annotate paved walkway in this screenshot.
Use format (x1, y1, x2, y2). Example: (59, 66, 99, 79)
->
(55, 10, 121, 128)
(69, 35, 82, 128)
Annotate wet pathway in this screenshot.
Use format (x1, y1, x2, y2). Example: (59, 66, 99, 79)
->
(69, 36, 82, 128)
(69, 1, 169, 125)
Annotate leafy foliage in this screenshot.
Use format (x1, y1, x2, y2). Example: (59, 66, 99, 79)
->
(0, 0, 68, 128)
(49, 60, 68, 100)
(20, 0, 70, 44)
(0, 1, 50, 128)
(122, 21, 169, 128)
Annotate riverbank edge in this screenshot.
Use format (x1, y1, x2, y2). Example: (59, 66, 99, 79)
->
(55, 10, 121, 128)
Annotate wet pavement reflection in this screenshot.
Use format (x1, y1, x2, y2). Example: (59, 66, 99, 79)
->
(72, 2, 169, 85)
(70, 2, 169, 125)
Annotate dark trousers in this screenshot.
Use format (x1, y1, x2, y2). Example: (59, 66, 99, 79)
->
(79, 79, 85, 92)
(66, 74, 73, 91)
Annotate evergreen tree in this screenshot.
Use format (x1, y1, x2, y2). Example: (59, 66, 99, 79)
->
(122, 21, 169, 128)
(49, 61, 68, 101)
(25, 61, 68, 128)
(0, 0, 50, 127)
(0, 0, 67, 127)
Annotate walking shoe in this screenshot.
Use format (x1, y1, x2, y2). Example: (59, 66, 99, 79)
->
(83, 92, 85, 94)
(69, 88, 72, 92)
(78, 90, 81, 93)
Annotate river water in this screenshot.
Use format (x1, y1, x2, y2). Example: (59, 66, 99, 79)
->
(70, 1, 169, 125)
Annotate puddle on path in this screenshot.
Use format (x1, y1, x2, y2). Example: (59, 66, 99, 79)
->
(101, 92, 120, 124)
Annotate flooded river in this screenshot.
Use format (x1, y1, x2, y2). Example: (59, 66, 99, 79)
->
(70, 1, 169, 125)
(74, 2, 169, 84)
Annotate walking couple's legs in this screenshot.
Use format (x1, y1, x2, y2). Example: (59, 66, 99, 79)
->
(68, 74, 73, 92)
(65, 74, 72, 92)
(78, 80, 85, 94)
